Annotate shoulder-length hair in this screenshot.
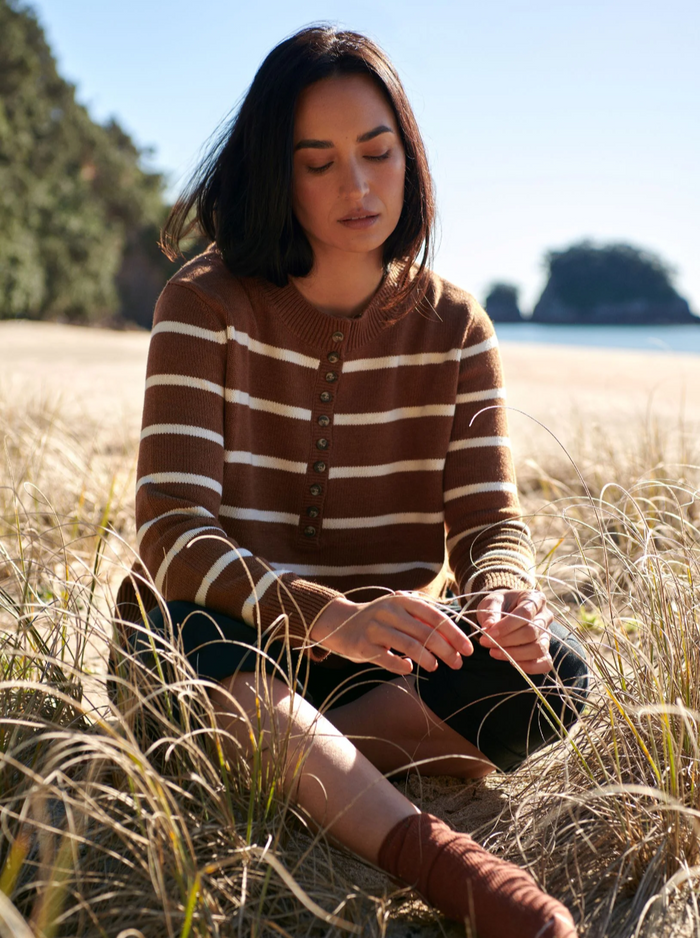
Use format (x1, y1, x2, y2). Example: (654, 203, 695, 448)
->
(161, 25, 435, 308)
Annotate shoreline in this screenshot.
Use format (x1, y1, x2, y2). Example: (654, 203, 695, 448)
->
(2, 320, 699, 448)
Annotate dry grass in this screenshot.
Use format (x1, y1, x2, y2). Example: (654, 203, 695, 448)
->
(1, 391, 700, 937)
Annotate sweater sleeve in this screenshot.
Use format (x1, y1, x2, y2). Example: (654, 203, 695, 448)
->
(135, 282, 339, 659)
(443, 301, 537, 602)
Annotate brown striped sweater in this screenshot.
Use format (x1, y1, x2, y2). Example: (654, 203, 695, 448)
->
(116, 247, 536, 661)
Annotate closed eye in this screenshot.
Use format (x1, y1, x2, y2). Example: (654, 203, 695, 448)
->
(307, 162, 333, 175)
(366, 151, 391, 162)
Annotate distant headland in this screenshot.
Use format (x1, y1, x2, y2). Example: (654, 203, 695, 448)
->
(486, 242, 698, 326)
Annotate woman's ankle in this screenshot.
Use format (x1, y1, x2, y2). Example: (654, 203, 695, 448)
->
(377, 812, 576, 937)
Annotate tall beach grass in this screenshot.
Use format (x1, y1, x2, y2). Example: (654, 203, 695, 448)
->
(1, 391, 699, 937)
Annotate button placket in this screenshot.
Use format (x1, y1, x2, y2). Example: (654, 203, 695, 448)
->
(299, 329, 345, 545)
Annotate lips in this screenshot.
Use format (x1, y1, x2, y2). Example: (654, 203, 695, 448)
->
(338, 212, 380, 229)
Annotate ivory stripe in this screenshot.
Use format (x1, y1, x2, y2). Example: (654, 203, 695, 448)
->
(241, 570, 280, 626)
(152, 321, 227, 344)
(137, 506, 215, 547)
(456, 388, 505, 405)
(225, 388, 311, 421)
(141, 424, 224, 446)
(329, 458, 445, 479)
(325, 511, 444, 529)
(445, 523, 493, 552)
(447, 436, 511, 453)
(227, 327, 319, 369)
(446, 520, 530, 552)
(154, 525, 222, 592)
(136, 472, 223, 496)
(269, 561, 443, 577)
(477, 548, 533, 567)
(460, 335, 499, 359)
(195, 548, 254, 606)
(146, 374, 225, 397)
(224, 451, 307, 473)
(334, 404, 455, 426)
(342, 348, 461, 373)
(465, 565, 537, 593)
(444, 481, 517, 503)
(219, 505, 299, 525)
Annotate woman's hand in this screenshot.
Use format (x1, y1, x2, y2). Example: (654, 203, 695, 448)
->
(310, 593, 473, 675)
(476, 589, 553, 674)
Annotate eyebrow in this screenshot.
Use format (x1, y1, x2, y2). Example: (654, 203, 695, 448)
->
(294, 124, 394, 151)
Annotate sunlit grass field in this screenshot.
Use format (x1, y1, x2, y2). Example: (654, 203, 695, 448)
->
(1, 390, 699, 937)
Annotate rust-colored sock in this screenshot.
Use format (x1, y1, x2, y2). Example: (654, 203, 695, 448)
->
(378, 812, 576, 938)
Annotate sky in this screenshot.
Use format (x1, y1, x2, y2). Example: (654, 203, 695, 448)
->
(29, 0, 700, 314)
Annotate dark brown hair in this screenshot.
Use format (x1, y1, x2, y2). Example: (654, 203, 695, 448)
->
(161, 25, 435, 307)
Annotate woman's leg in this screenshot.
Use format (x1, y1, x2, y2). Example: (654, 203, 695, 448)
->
(326, 674, 497, 778)
(208, 669, 576, 937)
(208, 671, 419, 863)
(325, 621, 589, 777)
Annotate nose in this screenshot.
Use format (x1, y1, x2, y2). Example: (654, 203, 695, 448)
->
(339, 156, 369, 199)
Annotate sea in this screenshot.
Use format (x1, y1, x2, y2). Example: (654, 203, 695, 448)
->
(492, 322, 700, 355)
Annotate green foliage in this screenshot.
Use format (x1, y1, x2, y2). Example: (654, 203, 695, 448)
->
(0, 0, 167, 322)
(544, 241, 679, 311)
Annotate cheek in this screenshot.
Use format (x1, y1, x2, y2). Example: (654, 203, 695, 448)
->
(388, 160, 407, 216)
(292, 175, 329, 228)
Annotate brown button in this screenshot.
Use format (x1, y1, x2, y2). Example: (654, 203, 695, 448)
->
(316, 438, 329, 450)
(332, 331, 344, 342)
(306, 506, 320, 518)
(325, 371, 338, 383)
(303, 526, 316, 537)
(309, 484, 322, 496)
(313, 461, 326, 473)
(320, 391, 332, 403)
(317, 415, 330, 427)
(327, 351, 340, 363)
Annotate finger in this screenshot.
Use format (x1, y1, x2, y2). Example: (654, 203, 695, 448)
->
(392, 596, 473, 656)
(505, 655, 554, 675)
(475, 591, 506, 630)
(372, 650, 415, 675)
(382, 630, 441, 672)
(488, 641, 553, 665)
(392, 614, 468, 669)
(488, 651, 554, 675)
(483, 599, 550, 642)
(480, 617, 551, 648)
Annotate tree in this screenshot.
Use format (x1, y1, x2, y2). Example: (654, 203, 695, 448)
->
(0, 0, 170, 323)
(532, 241, 695, 324)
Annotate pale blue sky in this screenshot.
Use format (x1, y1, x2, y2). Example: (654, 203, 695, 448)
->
(30, 0, 699, 313)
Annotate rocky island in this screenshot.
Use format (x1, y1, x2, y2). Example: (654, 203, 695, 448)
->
(486, 242, 698, 325)
(532, 242, 697, 325)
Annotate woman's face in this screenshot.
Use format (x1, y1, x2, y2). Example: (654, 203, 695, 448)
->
(292, 74, 406, 263)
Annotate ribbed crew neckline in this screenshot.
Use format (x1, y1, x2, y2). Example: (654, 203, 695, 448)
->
(251, 262, 412, 352)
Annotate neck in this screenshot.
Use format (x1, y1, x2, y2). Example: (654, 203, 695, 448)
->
(291, 247, 385, 319)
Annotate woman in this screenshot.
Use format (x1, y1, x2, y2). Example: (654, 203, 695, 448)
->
(115, 25, 587, 937)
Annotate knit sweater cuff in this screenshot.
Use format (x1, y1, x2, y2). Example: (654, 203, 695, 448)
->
(462, 569, 539, 607)
(264, 579, 343, 662)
